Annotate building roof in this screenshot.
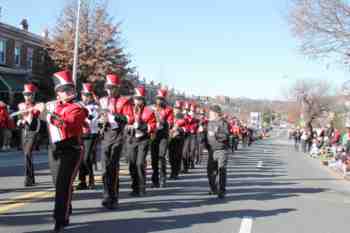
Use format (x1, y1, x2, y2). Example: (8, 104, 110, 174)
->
(0, 22, 45, 47)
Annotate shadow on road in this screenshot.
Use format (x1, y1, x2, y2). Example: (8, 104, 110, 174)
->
(22, 208, 297, 233)
(0, 139, 330, 232)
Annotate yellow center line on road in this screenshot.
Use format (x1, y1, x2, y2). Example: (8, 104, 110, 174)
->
(0, 169, 130, 214)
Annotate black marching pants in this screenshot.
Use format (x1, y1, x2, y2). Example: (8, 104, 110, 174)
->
(189, 134, 197, 168)
(101, 129, 123, 204)
(169, 136, 184, 177)
(127, 139, 149, 193)
(182, 134, 192, 173)
(22, 131, 38, 186)
(151, 136, 168, 186)
(79, 134, 98, 185)
(49, 138, 82, 225)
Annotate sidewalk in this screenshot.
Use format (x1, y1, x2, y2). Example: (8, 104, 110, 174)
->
(291, 141, 350, 181)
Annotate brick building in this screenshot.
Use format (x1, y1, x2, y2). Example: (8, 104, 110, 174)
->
(0, 20, 50, 107)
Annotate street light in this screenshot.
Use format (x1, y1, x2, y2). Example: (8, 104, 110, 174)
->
(72, 0, 81, 88)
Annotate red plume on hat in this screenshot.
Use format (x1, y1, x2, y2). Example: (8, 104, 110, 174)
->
(106, 74, 121, 86)
(174, 100, 183, 109)
(134, 85, 146, 98)
(81, 83, 94, 94)
(23, 83, 38, 94)
(52, 70, 74, 90)
(156, 88, 168, 98)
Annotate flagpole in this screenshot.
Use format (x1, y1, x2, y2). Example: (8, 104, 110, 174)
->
(72, 0, 81, 88)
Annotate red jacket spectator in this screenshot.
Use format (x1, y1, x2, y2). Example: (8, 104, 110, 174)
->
(0, 102, 9, 129)
(331, 130, 341, 145)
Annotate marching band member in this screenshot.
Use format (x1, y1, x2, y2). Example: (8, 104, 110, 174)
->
(169, 100, 186, 179)
(197, 107, 209, 164)
(126, 86, 156, 196)
(99, 74, 133, 209)
(188, 102, 200, 169)
(17, 83, 41, 187)
(182, 101, 192, 173)
(151, 88, 174, 188)
(77, 83, 99, 190)
(44, 70, 88, 233)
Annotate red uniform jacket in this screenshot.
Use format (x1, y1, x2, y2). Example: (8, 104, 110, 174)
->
(184, 114, 199, 134)
(48, 101, 88, 143)
(130, 105, 157, 135)
(99, 96, 134, 128)
(154, 105, 174, 129)
(172, 112, 187, 137)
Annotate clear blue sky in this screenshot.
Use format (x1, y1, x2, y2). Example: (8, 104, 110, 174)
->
(1, 0, 348, 99)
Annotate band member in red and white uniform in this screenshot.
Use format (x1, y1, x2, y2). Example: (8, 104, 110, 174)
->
(151, 88, 174, 188)
(197, 107, 209, 164)
(44, 70, 88, 233)
(169, 100, 186, 179)
(77, 83, 100, 190)
(126, 86, 156, 196)
(228, 117, 238, 152)
(99, 74, 133, 209)
(188, 102, 200, 169)
(240, 123, 249, 147)
(182, 101, 193, 173)
(17, 83, 41, 187)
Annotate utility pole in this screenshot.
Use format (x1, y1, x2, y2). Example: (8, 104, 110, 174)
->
(72, 0, 81, 88)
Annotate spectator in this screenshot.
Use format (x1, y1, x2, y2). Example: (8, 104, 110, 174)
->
(0, 101, 10, 151)
(331, 128, 341, 146)
(301, 129, 309, 153)
(293, 127, 301, 151)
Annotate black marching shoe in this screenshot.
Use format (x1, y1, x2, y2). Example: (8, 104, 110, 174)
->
(139, 189, 146, 197)
(208, 189, 218, 195)
(53, 223, 65, 233)
(160, 180, 166, 188)
(151, 183, 160, 188)
(102, 199, 117, 210)
(89, 177, 95, 189)
(76, 182, 88, 190)
(218, 192, 225, 199)
(190, 162, 195, 169)
(24, 182, 35, 187)
(129, 190, 140, 197)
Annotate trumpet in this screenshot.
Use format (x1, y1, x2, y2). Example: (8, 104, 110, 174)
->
(10, 94, 77, 118)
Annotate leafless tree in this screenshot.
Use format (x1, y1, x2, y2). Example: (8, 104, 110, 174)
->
(289, 0, 350, 63)
(288, 79, 334, 132)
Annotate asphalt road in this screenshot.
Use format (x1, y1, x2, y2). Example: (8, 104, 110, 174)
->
(1, 131, 350, 233)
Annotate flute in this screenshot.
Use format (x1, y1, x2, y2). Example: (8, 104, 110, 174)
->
(10, 94, 76, 118)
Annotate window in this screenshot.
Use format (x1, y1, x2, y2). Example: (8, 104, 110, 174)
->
(27, 47, 33, 70)
(14, 46, 21, 66)
(0, 39, 6, 64)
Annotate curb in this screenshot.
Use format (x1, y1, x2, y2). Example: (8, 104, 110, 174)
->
(307, 154, 350, 181)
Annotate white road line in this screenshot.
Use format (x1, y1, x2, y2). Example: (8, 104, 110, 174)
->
(238, 217, 253, 233)
(257, 161, 263, 168)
